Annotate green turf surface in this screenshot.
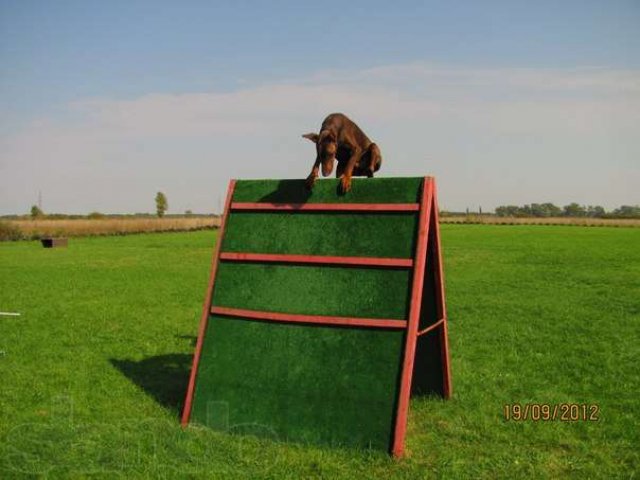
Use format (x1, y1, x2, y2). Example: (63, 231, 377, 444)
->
(191, 316, 404, 450)
(223, 212, 417, 258)
(231, 178, 423, 204)
(212, 262, 411, 319)
(1, 226, 639, 477)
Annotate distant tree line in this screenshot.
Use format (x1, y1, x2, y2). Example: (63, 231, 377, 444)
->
(5, 192, 185, 220)
(2, 191, 218, 220)
(494, 203, 640, 219)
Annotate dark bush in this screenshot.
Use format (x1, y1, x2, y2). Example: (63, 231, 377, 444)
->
(0, 221, 23, 241)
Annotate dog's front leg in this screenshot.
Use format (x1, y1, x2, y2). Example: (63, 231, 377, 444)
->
(305, 159, 321, 190)
(365, 143, 382, 178)
(339, 149, 361, 193)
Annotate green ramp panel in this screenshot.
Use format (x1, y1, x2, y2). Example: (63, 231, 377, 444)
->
(182, 177, 451, 456)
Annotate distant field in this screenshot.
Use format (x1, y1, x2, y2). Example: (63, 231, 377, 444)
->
(0, 226, 638, 478)
(2, 215, 637, 242)
(4, 217, 221, 238)
(0, 215, 640, 240)
(440, 215, 640, 227)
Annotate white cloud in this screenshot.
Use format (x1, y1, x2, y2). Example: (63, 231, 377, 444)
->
(1, 63, 639, 214)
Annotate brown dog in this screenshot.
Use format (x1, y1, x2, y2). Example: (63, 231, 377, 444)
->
(302, 113, 382, 193)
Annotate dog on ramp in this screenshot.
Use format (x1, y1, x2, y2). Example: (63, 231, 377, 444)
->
(302, 113, 382, 193)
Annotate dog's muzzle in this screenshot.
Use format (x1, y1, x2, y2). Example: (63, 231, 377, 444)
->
(321, 159, 335, 177)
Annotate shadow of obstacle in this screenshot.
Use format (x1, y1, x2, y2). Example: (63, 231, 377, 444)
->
(110, 354, 191, 416)
(258, 179, 312, 204)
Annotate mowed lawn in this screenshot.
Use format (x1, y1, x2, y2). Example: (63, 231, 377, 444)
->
(1, 226, 638, 479)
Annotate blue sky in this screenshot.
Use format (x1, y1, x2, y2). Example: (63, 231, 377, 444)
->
(1, 0, 639, 214)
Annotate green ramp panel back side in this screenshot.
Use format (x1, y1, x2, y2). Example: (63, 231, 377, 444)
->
(182, 177, 452, 456)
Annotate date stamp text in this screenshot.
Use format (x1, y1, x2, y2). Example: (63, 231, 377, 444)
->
(503, 403, 600, 422)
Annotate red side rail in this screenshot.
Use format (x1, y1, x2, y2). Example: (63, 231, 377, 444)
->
(392, 177, 434, 457)
(231, 202, 419, 212)
(219, 252, 413, 268)
(431, 181, 452, 399)
(181, 179, 237, 427)
(211, 306, 407, 329)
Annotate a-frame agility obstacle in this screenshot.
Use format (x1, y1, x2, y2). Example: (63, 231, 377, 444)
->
(181, 176, 451, 457)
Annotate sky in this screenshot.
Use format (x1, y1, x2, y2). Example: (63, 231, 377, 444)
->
(1, 0, 639, 214)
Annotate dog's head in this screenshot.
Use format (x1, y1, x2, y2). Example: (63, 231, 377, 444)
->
(302, 130, 337, 176)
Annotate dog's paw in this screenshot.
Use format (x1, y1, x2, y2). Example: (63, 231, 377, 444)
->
(339, 175, 352, 194)
(305, 174, 317, 190)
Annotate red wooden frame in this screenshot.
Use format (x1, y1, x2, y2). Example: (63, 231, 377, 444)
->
(391, 177, 433, 457)
(231, 202, 419, 212)
(431, 181, 452, 399)
(211, 306, 407, 329)
(181, 179, 236, 427)
(220, 252, 413, 268)
(182, 176, 451, 457)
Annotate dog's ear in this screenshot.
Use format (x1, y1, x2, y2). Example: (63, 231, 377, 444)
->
(302, 133, 319, 143)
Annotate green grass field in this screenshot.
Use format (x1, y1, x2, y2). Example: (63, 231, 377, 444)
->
(1, 226, 638, 478)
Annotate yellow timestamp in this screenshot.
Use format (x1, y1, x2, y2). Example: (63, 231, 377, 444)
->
(503, 403, 600, 422)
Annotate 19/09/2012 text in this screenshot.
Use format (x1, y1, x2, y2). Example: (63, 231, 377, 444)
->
(503, 403, 600, 422)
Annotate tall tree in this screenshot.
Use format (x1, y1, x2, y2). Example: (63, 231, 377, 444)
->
(155, 192, 168, 218)
(540, 203, 562, 217)
(30, 205, 44, 219)
(563, 203, 586, 217)
(586, 205, 606, 218)
(495, 205, 520, 217)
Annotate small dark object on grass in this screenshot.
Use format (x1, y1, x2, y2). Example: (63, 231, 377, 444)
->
(41, 237, 68, 248)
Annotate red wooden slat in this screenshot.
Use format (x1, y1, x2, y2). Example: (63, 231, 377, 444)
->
(392, 176, 434, 458)
(417, 317, 445, 336)
(219, 252, 413, 268)
(231, 202, 419, 212)
(181, 179, 237, 427)
(211, 306, 407, 329)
